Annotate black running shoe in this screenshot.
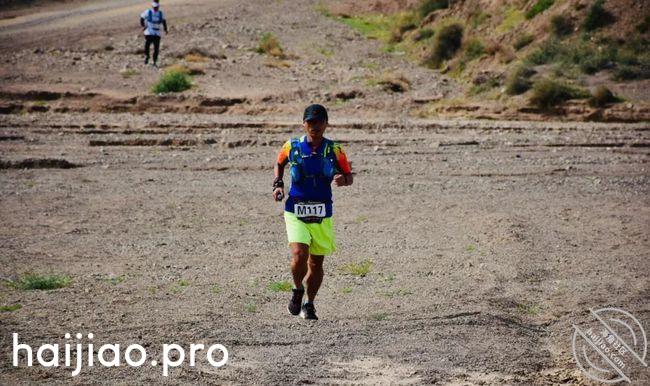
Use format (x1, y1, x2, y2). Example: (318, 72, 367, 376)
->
(287, 288, 304, 316)
(300, 302, 318, 320)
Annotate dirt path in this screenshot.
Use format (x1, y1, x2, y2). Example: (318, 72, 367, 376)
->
(0, 0, 460, 120)
(0, 111, 649, 384)
(0, 0, 217, 49)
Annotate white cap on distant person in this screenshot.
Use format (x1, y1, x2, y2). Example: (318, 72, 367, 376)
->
(152, 1, 159, 7)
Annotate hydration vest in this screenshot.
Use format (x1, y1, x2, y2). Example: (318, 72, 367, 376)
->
(288, 136, 337, 186)
(146, 9, 163, 30)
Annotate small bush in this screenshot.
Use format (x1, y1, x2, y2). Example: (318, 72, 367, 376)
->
(464, 39, 485, 61)
(513, 34, 534, 50)
(526, 39, 563, 65)
(152, 68, 192, 93)
(485, 41, 504, 55)
(506, 64, 535, 95)
(377, 73, 411, 92)
(583, 0, 614, 31)
(576, 50, 612, 74)
(256, 33, 286, 59)
(551, 15, 573, 37)
(18, 274, 71, 290)
(526, 0, 555, 20)
(471, 11, 490, 28)
(425, 23, 463, 68)
(418, 0, 449, 19)
(589, 86, 620, 107)
(390, 12, 419, 43)
(612, 65, 650, 81)
(497, 7, 525, 33)
(469, 77, 499, 95)
(529, 78, 587, 109)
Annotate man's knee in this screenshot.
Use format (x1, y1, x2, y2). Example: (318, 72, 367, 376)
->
(308, 255, 324, 270)
(290, 243, 309, 262)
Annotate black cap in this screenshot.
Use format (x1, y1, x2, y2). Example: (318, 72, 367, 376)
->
(303, 104, 328, 122)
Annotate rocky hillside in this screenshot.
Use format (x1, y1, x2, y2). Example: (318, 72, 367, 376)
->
(324, 0, 650, 119)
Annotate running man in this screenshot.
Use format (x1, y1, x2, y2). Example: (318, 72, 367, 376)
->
(140, 2, 168, 67)
(273, 104, 354, 320)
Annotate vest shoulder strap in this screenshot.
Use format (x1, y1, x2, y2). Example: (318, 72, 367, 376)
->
(289, 137, 301, 163)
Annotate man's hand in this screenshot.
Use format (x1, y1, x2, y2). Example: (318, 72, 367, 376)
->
(273, 187, 284, 201)
(333, 174, 352, 187)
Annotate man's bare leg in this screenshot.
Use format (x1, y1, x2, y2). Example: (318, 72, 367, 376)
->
(290, 242, 309, 289)
(305, 254, 324, 302)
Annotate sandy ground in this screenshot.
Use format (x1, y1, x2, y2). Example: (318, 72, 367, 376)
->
(0, 0, 649, 385)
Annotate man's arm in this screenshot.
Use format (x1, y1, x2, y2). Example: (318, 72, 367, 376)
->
(333, 143, 353, 186)
(273, 141, 291, 201)
(140, 17, 145, 29)
(163, 19, 168, 33)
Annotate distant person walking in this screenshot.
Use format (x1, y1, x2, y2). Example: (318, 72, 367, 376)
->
(140, 1, 168, 67)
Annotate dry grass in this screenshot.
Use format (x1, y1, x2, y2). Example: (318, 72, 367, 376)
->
(264, 58, 291, 68)
(371, 72, 411, 92)
(185, 53, 209, 63)
(257, 33, 286, 59)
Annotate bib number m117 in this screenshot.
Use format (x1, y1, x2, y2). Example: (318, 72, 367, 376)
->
(294, 203, 325, 218)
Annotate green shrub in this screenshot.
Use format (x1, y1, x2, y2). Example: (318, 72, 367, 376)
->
(497, 7, 525, 33)
(579, 42, 617, 73)
(526, 0, 555, 20)
(152, 68, 192, 94)
(526, 39, 564, 65)
(513, 33, 534, 50)
(526, 39, 614, 75)
(256, 33, 286, 58)
(390, 12, 419, 42)
(506, 64, 535, 95)
(583, 0, 614, 31)
(464, 39, 485, 61)
(589, 86, 620, 107)
(529, 78, 587, 109)
(425, 23, 463, 68)
(18, 274, 71, 290)
(471, 11, 490, 28)
(469, 77, 499, 95)
(612, 65, 650, 81)
(418, 0, 449, 19)
(551, 15, 573, 37)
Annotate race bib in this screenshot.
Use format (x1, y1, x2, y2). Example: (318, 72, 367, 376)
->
(294, 202, 326, 218)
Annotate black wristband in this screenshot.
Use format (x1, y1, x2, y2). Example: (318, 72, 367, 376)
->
(272, 179, 284, 189)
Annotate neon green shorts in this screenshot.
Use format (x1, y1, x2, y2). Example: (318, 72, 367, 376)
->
(284, 211, 336, 256)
